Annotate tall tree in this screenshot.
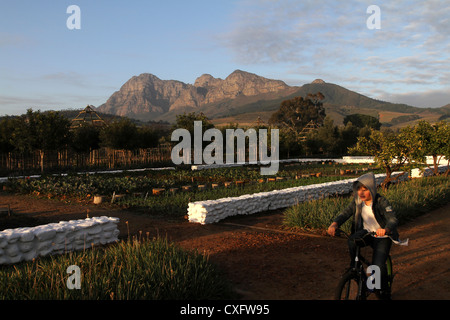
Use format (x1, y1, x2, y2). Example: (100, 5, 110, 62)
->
(172, 112, 214, 135)
(338, 121, 360, 154)
(0, 117, 16, 154)
(11, 109, 71, 172)
(269, 93, 326, 139)
(135, 126, 160, 149)
(343, 114, 381, 130)
(99, 118, 138, 150)
(412, 120, 450, 175)
(70, 123, 101, 154)
(0, 117, 17, 171)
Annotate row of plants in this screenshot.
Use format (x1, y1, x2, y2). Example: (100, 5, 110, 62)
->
(0, 238, 233, 300)
(4, 162, 380, 199)
(283, 175, 450, 232)
(0, 237, 235, 300)
(112, 175, 349, 215)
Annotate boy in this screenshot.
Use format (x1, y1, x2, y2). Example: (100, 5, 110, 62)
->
(327, 172, 399, 299)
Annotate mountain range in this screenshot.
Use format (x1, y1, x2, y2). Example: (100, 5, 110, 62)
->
(96, 70, 449, 128)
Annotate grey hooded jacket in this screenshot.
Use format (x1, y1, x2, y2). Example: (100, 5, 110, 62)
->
(333, 172, 399, 241)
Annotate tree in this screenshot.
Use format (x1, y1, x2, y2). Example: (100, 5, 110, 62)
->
(338, 121, 360, 155)
(278, 127, 303, 158)
(172, 112, 214, 135)
(171, 112, 215, 154)
(135, 126, 160, 149)
(10, 109, 71, 172)
(349, 127, 422, 189)
(100, 118, 138, 150)
(343, 114, 381, 130)
(70, 123, 101, 154)
(269, 93, 326, 139)
(0, 117, 16, 154)
(412, 120, 450, 175)
(0, 117, 17, 171)
(304, 116, 340, 156)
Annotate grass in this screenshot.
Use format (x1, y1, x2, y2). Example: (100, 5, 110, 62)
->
(0, 237, 235, 300)
(283, 176, 450, 232)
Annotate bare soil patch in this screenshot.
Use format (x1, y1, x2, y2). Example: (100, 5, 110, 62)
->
(1, 191, 449, 300)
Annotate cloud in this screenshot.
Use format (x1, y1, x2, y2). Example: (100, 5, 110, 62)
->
(377, 88, 450, 109)
(220, 0, 359, 65)
(40, 72, 89, 88)
(0, 32, 34, 48)
(218, 0, 450, 107)
(0, 91, 106, 116)
(0, 71, 114, 116)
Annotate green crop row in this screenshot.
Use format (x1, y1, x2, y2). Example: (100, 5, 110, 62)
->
(4, 162, 379, 198)
(4, 163, 374, 216)
(283, 176, 450, 232)
(0, 237, 235, 300)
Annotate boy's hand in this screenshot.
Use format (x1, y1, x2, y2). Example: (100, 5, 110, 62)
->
(327, 222, 338, 236)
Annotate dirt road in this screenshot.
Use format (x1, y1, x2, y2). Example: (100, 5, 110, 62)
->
(1, 192, 449, 300)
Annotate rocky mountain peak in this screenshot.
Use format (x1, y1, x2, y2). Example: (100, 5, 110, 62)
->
(97, 70, 294, 121)
(194, 74, 222, 88)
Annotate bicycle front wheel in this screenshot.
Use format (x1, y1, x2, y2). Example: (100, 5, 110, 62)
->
(334, 271, 367, 300)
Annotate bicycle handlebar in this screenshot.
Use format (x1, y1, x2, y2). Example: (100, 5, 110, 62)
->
(334, 229, 378, 238)
(333, 228, 409, 246)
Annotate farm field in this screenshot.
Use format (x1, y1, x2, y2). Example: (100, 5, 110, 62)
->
(0, 162, 449, 301)
(2, 162, 380, 217)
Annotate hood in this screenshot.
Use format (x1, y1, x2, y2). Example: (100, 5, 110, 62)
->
(353, 172, 377, 204)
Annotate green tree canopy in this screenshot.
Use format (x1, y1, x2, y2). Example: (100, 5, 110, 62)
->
(70, 123, 101, 154)
(8, 109, 71, 172)
(11, 109, 71, 153)
(411, 120, 450, 175)
(100, 118, 138, 150)
(172, 112, 214, 135)
(349, 127, 423, 188)
(135, 126, 160, 149)
(343, 114, 381, 130)
(269, 92, 326, 138)
(0, 117, 16, 153)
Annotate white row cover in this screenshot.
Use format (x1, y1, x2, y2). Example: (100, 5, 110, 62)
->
(188, 172, 408, 224)
(0, 216, 120, 265)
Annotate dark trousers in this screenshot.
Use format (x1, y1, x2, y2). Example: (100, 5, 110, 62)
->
(348, 229, 392, 291)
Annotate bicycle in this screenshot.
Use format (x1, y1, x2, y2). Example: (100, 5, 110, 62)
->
(333, 228, 394, 300)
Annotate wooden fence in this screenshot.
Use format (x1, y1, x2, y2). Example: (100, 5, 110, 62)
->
(0, 144, 173, 174)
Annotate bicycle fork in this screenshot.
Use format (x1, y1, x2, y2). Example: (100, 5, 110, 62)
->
(355, 256, 367, 299)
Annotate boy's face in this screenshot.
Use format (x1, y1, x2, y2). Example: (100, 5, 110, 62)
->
(357, 185, 372, 203)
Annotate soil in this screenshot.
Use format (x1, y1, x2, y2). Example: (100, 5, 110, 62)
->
(1, 191, 449, 300)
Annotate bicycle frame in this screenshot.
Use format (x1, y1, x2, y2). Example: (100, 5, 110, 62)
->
(348, 233, 371, 299)
(335, 229, 392, 300)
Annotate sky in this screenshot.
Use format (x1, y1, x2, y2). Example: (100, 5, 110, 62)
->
(0, 0, 449, 116)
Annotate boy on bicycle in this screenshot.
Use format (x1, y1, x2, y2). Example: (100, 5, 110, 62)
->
(327, 172, 399, 299)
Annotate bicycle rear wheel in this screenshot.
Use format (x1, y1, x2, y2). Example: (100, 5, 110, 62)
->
(334, 271, 367, 300)
(386, 255, 393, 289)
